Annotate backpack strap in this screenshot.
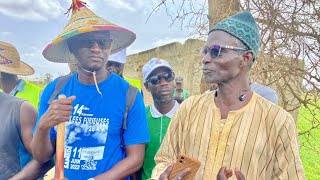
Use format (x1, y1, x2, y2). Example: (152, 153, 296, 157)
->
(47, 74, 72, 104)
(121, 85, 139, 148)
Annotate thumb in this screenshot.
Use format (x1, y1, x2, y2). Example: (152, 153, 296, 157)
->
(235, 167, 245, 180)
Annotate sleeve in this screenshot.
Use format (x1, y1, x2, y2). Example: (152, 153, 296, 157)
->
(124, 91, 150, 146)
(32, 80, 57, 139)
(273, 116, 306, 180)
(150, 100, 188, 179)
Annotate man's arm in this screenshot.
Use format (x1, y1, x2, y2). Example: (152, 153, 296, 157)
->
(8, 101, 53, 179)
(94, 144, 145, 180)
(9, 159, 54, 180)
(31, 96, 75, 163)
(272, 116, 305, 179)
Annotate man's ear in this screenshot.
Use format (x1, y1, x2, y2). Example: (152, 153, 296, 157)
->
(240, 50, 254, 68)
(144, 82, 150, 92)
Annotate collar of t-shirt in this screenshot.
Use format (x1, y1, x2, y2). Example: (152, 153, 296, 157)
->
(150, 101, 179, 118)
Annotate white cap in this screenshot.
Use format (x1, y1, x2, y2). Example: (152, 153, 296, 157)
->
(142, 58, 173, 82)
(108, 49, 126, 64)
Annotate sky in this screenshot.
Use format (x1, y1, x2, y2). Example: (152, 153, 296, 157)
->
(0, 0, 194, 79)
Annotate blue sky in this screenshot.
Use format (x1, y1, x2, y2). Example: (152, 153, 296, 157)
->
(0, 0, 193, 79)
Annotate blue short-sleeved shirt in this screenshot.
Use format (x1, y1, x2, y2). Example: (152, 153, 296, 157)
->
(35, 72, 150, 180)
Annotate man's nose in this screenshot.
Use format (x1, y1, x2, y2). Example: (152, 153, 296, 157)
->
(202, 54, 212, 64)
(90, 42, 102, 52)
(159, 78, 168, 86)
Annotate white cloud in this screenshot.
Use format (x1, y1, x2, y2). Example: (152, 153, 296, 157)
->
(127, 46, 143, 55)
(102, 0, 152, 12)
(0, 31, 12, 37)
(152, 37, 188, 47)
(0, 0, 64, 21)
(20, 46, 69, 79)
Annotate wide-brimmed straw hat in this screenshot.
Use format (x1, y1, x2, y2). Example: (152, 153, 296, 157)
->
(43, 0, 136, 63)
(0, 41, 35, 76)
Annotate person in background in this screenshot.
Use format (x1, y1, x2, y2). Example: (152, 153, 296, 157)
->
(106, 48, 143, 93)
(141, 58, 179, 180)
(152, 11, 305, 180)
(173, 76, 189, 104)
(250, 82, 278, 104)
(0, 41, 52, 179)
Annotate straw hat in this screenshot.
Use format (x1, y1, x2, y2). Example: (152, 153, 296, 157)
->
(0, 41, 35, 76)
(43, 0, 136, 63)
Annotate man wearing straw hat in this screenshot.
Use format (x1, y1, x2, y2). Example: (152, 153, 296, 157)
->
(0, 41, 52, 179)
(31, 0, 149, 180)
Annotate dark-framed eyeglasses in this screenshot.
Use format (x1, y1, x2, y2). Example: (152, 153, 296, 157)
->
(74, 37, 113, 50)
(202, 45, 248, 59)
(147, 72, 175, 85)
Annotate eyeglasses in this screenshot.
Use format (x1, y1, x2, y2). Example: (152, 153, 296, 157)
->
(147, 72, 175, 85)
(202, 45, 248, 59)
(73, 37, 113, 50)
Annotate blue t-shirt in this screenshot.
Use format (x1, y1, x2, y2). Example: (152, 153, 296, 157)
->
(36, 72, 150, 180)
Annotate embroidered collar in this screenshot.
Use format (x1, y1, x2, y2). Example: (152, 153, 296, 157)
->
(150, 101, 179, 118)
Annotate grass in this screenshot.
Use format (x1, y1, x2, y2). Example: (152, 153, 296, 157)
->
(297, 101, 320, 179)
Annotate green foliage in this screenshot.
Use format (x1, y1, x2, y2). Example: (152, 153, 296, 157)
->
(297, 101, 320, 179)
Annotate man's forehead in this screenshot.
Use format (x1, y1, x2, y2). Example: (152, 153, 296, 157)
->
(206, 31, 237, 46)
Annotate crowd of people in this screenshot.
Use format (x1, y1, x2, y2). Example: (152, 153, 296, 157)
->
(0, 0, 305, 180)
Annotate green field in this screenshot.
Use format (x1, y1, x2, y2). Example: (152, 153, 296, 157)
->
(297, 102, 320, 179)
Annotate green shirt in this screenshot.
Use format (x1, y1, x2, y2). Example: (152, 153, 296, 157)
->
(142, 102, 179, 180)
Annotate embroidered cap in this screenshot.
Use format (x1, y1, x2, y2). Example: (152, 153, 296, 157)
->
(209, 11, 260, 58)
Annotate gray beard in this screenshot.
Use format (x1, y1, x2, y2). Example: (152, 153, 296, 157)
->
(153, 96, 174, 105)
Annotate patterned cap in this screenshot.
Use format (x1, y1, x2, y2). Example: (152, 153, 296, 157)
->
(142, 58, 172, 82)
(209, 11, 260, 58)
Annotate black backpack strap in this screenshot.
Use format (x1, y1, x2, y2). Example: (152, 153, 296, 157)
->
(47, 74, 72, 104)
(121, 85, 138, 148)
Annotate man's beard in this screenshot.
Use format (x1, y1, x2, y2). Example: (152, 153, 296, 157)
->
(153, 95, 174, 105)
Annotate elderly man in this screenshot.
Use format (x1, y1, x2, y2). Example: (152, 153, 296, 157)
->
(141, 58, 179, 180)
(152, 11, 305, 180)
(31, 1, 149, 180)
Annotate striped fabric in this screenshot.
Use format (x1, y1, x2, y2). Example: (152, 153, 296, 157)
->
(151, 92, 305, 180)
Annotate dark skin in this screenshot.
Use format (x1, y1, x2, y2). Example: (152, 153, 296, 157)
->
(31, 31, 145, 180)
(9, 101, 53, 179)
(159, 30, 252, 179)
(216, 166, 246, 180)
(144, 67, 175, 115)
(202, 31, 254, 119)
(0, 72, 53, 179)
(0, 72, 19, 94)
(105, 61, 125, 76)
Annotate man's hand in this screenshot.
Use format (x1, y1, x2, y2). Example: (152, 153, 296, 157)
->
(217, 166, 233, 180)
(159, 164, 191, 180)
(39, 96, 76, 130)
(217, 166, 245, 180)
